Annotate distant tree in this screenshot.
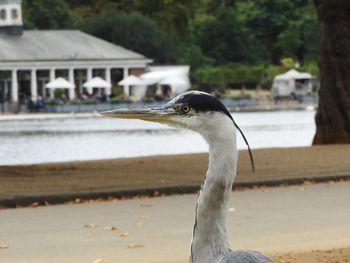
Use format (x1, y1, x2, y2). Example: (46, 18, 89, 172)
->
(180, 44, 213, 71)
(236, 0, 295, 64)
(81, 11, 183, 64)
(277, 3, 320, 63)
(137, 0, 204, 41)
(313, 0, 350, 144)
(68, 0, 140, 17)
(204, 0, 237, 14)
(22, 0, 77, 29)
(194, 8, 261, 65)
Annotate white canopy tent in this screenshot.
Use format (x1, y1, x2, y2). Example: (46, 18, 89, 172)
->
(159, 76, 188, 86)
(118, 75, 147, 98)
(117, 66, 190, 101)
(83, 77, 112, 95)
(142, 66, 190, 96)
(45, 77, 75, 100)
(274, 69, 312, 81)
(272, 69, 315, 98)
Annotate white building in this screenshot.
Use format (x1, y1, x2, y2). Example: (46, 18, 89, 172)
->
(0, 0, 152, 103)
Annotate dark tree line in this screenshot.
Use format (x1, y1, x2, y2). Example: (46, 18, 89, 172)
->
(22, 0, 320, 67)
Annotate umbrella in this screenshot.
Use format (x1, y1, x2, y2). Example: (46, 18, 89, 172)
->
(83, 77, 112, 89)
(118, 75, 145, 86)
(45, 77, 75, 89)
(159, 76, 189, 86)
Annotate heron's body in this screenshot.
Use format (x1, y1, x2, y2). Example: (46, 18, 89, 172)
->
(102, 91, 274, 263)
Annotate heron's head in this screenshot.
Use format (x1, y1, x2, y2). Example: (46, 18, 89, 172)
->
(101, 91, 233, 131)
(101, 91, 255, 171)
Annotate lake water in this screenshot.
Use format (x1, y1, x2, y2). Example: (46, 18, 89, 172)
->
(0, 110, 316, 165)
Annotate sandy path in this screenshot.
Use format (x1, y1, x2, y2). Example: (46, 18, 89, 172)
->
(1, 181, 349, 263)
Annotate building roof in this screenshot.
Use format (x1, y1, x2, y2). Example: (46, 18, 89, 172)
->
(274, 69, 313, 80)
(0, 30, 149, 62)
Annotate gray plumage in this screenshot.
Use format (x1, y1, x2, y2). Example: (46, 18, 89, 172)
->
(221, 250, 274, 263)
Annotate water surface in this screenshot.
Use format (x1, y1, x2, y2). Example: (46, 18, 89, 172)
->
(0, 110, 316, 165)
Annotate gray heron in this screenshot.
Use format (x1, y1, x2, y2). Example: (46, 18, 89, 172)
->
(102, 91, 274, 263)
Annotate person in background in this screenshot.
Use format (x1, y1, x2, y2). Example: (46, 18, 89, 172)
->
(0, 91, 4, 114)
(36, 95, 45, 112)
(27, 96, 35, 112)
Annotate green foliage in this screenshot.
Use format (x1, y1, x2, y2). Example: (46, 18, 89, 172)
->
(196, 65, 266, 88)
(70, 98, 97, 105)
(53, 89, 66, 98)
(136, 0, 204, 41)
(22, 0, 77, 29)
(235, 0, 319, 64)
(299, 62, 319, 78)
(276, 3, 320, 63)
(80, 11, 183, 64)
(141, 97, 155, 103)
(265, 65, 292, 83)
(109, 97, 133, 104)
(112, 86, 124, 97)
(196, 62, 319, 89)
(194, 8, 260, 65)
(179, 44, 213, 71)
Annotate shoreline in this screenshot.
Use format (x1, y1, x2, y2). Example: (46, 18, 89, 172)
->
(0, 102, 316, 121)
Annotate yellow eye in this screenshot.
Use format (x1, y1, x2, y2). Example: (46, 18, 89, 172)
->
(181, 105, 191, 114)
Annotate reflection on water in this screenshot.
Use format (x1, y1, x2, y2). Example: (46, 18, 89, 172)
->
(0, 110, 316, 165)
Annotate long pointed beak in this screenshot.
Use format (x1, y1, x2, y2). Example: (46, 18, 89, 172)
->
(100, 107, 176, 123)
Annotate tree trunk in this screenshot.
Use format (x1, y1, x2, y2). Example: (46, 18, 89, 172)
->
(313, 0, 350, 144)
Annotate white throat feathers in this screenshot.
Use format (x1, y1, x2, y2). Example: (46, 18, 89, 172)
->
(190, 112, 238, 263)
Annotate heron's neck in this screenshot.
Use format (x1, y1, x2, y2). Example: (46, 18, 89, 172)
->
(190, 116, 238, 263)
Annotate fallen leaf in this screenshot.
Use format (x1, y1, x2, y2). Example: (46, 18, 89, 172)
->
(0, 245, 8, 249)
(93, 259, 110, 263)
(29, 202, 39, 208)
(128, 243, 144, 248)
(120, 232, 129, 237)
(140, 204, 152, 208)
(84, 224, 98, 229)
(104, 226, 119, 231)
(259, 186, 268, 192)
(302, 180, 313, 186)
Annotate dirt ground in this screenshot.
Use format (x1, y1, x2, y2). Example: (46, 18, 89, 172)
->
(1, 145, 350, 201)
(271, 247, 350, 263)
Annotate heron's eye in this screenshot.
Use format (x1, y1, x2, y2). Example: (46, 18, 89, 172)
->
(181, 105, 191, 114)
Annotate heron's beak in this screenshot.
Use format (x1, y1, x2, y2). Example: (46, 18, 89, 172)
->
(100, 107, 176, 124)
